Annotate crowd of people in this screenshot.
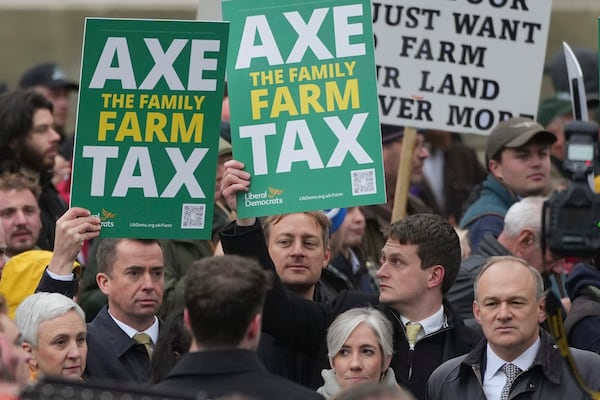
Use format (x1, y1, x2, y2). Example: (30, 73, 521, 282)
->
(0, 43, 600, 400)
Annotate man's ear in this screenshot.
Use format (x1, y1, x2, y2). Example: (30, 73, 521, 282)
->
(488, 158, 502, 180)
(537, 296, 547, 324)
(322, 246, 331, 269)
(183, 308, 192, 330)
(247, 314, 261, 341)
(517, 229, 535, 252)
(241, 314, 262, 351)
(473, 300, 482, 325)
(427, 265, 445, 289)
(96, 273, 110, 296)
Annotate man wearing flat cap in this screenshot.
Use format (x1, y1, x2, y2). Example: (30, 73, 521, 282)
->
(361, 124, 431, 264)
(459, 117, 556, 252)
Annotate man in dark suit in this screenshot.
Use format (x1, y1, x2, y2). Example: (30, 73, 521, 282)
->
(154, 255, 322, 399)
(84, 238, 164, 383)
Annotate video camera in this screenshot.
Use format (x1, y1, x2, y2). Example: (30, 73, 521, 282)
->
(543, 120, 600, 258)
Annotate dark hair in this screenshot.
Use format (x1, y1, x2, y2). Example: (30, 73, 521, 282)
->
(96, 238, 162, 275)
(150, 312, 192, 383)
(387, 214, 460, 294)
(185, 255, 272, 348)
(0, 90, 53, 173)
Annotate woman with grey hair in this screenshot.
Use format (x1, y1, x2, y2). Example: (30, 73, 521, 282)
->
(15, 292, 87, 382)
(317, 307, 399, 399)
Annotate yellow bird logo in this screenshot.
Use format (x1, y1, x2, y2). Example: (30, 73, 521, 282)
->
(268, 186, 283, 198)
(101, 208, 116, 221)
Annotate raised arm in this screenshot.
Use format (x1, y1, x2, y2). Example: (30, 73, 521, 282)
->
(48, 207, 101, 275)
(219, 159, 333, 353)
(37, 207, 101, 296)
(221, 159, 255, 227)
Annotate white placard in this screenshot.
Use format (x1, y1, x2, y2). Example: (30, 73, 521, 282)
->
(374, 0, 552, 134)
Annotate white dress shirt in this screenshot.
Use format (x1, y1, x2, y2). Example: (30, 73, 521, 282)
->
(483, 337, 540, 400)
(108, 309, 160, 347)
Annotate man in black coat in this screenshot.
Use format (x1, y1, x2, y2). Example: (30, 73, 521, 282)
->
(256, 212, 351, 386)
(84, 238, 165, 383)
(154, 255, 322, 400)
(219, 160, 480, 400)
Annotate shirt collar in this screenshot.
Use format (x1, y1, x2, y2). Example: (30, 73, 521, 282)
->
(485, 336, 540, 381)
(108, 309, 159, 344)
(399, 305, 445, 335)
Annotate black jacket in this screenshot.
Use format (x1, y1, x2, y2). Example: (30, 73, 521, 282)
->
(414, 136, 486, 223)
(84, 306, 154, 383)
(446, 233, 511, 322)
(38, 172, 68, 251)
(565, 263, 600, 353)
(36, 268, 78, 297)
(154, 349, 323, 399)
(220, 221, 479, 400)
(258, 272, 351, 386)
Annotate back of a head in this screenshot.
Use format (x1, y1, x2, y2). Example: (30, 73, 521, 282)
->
(185, 255, 272, 348)
(388, 214, 461, 294)
(15, 292, 85, 347)
(502, 196, 545, 240)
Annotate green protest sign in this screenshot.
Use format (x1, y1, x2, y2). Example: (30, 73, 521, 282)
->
(71, 18, 228, 239)
(223, 0, 385, 218)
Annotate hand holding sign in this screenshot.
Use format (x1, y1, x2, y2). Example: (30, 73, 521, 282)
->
(48, 207, 101, 276)
(221, 160, 254, 227)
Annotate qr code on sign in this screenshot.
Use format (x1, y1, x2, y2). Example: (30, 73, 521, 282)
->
(181, 204, 205, 229)
(351, 168, 376, 196)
